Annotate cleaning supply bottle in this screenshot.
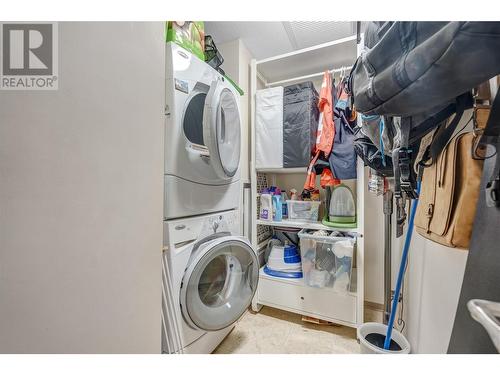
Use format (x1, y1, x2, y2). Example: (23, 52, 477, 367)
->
(272, 189, 283, 221)
(281, 191, 289, 218)
(260, 189, 273, 221)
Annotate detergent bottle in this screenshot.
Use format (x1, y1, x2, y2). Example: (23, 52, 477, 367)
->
(272, 189, 283, 222)
(259, 189, 273, 221)
(281, 190, 289, 218)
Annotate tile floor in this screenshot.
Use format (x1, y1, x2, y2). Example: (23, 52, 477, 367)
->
(214, 306, 383, 354)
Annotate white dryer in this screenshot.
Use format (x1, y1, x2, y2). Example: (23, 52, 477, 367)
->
(165, 42, 242, 220)
(161, 210, 258, 354)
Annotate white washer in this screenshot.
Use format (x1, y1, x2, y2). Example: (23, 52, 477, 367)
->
(161, 210, 258, 354)
(165, 42, 242, 220)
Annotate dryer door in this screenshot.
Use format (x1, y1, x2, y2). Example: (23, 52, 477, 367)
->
(203, 79, 241, 179)
(180, 236, 258, 331)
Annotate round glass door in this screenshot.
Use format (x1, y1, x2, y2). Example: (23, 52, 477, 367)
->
(203, 81, 241, 179)
(216, 88, 241, 177)
(181, 238, 258, 331)
(183, 92, 207, 147)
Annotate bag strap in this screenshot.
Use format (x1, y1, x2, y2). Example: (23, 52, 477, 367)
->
(481, 89, 500, 141)
(392, 146, 406, 238)
(393, 117, 416, 237)
(397, 117, 418, 199)
(481, 91, 500, 208)
(428, 93, 472, 162)
(409, 100, 466, 145)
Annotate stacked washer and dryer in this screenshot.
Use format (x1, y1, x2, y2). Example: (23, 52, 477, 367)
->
(161, 43, 259, 354)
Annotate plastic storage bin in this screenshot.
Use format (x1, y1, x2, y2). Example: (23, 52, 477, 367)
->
(298, 229, 355, 292)
(286, 200, 320, 222)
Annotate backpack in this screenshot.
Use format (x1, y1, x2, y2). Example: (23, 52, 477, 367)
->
(349, 22, 500, 118)
(349, 21, 500, 233)
(349, 22, 500, 168)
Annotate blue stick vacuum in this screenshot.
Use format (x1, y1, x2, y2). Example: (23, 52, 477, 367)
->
(384, 182, 421, 350)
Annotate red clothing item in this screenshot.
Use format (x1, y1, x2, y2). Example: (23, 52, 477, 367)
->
(320, 168, 340, 189)
(316, 71, 335, 156)
(303, 150, 341, 190)
(304, 71, 340, 190)
(304, 151, 320, 190)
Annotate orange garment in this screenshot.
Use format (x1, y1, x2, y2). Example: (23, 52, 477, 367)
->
(316, 71, 335, 156)
(304, 71, 339, 190)
(304, 151, 320, 190)
(320, 168, 339, 189)
(303, 151, 341, 190)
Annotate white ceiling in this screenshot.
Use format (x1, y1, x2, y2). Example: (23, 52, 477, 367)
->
(205, 21, 360, 60)
(205, 21, 361, 83)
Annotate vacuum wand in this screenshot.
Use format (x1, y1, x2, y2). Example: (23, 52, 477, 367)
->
(383, 189, 393, 325)
(384, 182, 421, 350)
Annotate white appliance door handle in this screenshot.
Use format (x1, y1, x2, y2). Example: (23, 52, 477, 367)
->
(203, 79, 222, 156)
(203, 78, 234, 179)
(467, 299, 500, 352)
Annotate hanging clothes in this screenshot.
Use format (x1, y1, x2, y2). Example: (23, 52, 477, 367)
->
(335, 76, 350, 111)
(328, 78, 358, 180)
(304, 153, 339, 190)
(316, 71, 335, 156)
(304, 71, 340, 190)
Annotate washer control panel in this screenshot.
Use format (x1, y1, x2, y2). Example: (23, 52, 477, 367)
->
(167, 210, 241, 245)
(201, 211, 239, 236)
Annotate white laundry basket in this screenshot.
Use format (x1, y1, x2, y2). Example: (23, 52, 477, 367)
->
(358, 323, 411, 354)
(255, 87, 284, 169)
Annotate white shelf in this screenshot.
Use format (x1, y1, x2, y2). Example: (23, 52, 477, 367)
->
(250, 36, 365, 326)
(256, 218, 359, 233)
(259, 267, 358, 297)
(257, 267, 358, 327)
(256, 167, 306, 174)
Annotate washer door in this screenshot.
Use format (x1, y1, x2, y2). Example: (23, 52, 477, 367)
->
(180, 236, 258, 331)
(203, 79, 241, 179)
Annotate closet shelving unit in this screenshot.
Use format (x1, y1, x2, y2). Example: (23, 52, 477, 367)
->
(250, 34, 365, 328)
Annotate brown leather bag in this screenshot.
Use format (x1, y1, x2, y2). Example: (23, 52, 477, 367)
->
(415, 132, 484, 249)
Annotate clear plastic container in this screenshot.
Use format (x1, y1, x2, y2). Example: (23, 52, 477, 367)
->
(298, 229, 355, 292)
(286, 200, 320, 222)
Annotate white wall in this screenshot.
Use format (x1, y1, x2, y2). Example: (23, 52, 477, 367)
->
(365, 165, 469, 354)
(404, 110, 473, 353)
(363, 171, 385, 305)
(217, 39, 240, 83)
(406, 234, 468, 353)
(0, 23, 164, 353)
(238, 41, 253, 184)
(218, 39, 253, 237)
(218, 39, 252, 183)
